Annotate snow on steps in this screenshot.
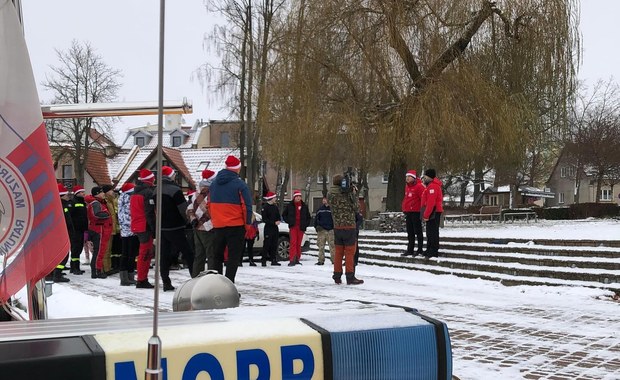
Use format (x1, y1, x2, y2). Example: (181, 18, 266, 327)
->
(305, 232, 620, 292)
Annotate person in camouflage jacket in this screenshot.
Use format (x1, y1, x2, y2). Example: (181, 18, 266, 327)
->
(327, 174, 364, 285)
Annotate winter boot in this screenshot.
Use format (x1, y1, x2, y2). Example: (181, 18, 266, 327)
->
(119, 271, 132, 286)
(95, 270, 108, 279)
(271, 261, 281, 266)
(127, 271, 137, 285)
(136, 280, 155, 289)
(163, 282, 176, 292)
(70, 261, 85, 275)
(346, 272, 364, 285)
(332, 272, 342, 285)
(53, 269, 70, 283)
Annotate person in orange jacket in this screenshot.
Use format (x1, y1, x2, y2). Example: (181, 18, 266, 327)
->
(207, 155, 253, 283)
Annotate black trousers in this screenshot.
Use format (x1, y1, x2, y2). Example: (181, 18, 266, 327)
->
(244, 238, 256, 263)
(405, 212, 424, 254)
(120, 235, 139, 272)
(161, 228, 195, 284)
(211, 226, 245, 283)
(425, 213, 442, 255)
(70, 230, 85, 263)
(261, 224, 279, 263)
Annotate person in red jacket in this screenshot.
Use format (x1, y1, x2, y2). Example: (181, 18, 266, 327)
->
(421, 168, 444, 258)
(130, 169, 156, 289)
(401, 169, 426, 257)
(87, 186, 113, 279)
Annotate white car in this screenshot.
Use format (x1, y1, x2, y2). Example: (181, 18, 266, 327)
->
(249, 211, 311, 261)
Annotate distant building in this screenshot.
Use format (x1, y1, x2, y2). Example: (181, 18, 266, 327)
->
(545, 149, 620, 206)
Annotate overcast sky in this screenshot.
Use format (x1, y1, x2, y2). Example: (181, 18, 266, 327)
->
(20, 0, 620, 143)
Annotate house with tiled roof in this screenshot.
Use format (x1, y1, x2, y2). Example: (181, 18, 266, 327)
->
(109, 115, 242, 193)
(51, 126, 115, 192)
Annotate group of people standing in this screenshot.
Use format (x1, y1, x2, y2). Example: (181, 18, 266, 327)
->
(53, 160, 442, 291)
(401, 168, 444, 258)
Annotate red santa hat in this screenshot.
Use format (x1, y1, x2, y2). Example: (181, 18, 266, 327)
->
(72, 185, 85, 195)
(292, 190, 302, 198)
(187, 189, 196, 197)
(120, 182, 135, 193)
(57, 183, 68, 196)
(263, 191, 276, 200)
(162, 165, 175, 177)
(138, 168, 154, 181)
(405, 170, 417, 178)
(225, 155, 241, 170)
(202, 169, 216, 180)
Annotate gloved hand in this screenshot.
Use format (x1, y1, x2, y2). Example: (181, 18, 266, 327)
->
(244, 224, 254, 240)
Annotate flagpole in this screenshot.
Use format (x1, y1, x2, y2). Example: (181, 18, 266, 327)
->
(13, 0, 48, 323)
(145, 0, 165, 379)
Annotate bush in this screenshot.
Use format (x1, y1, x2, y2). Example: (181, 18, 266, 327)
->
(569, 202, 620, 219)
(536, 203, 619, 220)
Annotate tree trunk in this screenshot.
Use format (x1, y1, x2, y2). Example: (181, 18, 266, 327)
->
(385, 153, 407, 211)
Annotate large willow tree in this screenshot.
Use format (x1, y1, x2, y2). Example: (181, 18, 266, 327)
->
(262, 0, 579, 210)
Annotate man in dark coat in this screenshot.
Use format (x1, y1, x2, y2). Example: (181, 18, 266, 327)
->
(69, 185, 88, 274)
(314, 197, 335, 265)
(260, 191, 282, 266)
(47, 183, 72, 282)
(159, 166, 195, 291)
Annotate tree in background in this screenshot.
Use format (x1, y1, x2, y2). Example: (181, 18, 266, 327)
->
(202, 0, 579, 210)
(567, 80, 620, 202)
(43, 40, 121, 185)
(264, 0, 578, 210)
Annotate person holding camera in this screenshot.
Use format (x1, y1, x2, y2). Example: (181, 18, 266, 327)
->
(328, 174, 364, 285)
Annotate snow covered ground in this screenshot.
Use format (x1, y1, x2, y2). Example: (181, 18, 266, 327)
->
(12, 218, 620, 379)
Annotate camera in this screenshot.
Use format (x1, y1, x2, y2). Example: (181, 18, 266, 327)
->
(340, 167, 357, 193)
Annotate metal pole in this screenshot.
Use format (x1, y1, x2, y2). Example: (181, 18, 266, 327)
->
(27, 279, 48, 320)
(145, 0, 165, 379)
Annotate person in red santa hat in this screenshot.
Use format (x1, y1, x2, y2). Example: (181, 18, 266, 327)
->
(207, 155, 253, 283)
(401, 169, 426, 257)
(158, 165, 195, 291)
(282, 190, 311, 266)
(260, 191, 281, 266)
(130, 168, 156, 288)
(86, 185, 113, 279)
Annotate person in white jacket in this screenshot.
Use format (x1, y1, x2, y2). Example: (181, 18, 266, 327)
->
(187, 170, 216, 277)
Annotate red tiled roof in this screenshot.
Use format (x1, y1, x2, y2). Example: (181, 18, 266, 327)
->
(162, 147, 195, 188)
(86, 149, 112, 185)
(123, 147, 196, 188)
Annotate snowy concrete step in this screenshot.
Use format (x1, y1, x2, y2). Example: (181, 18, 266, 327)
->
(358, 233, 620, 248)
(356, 256, 620, 292)
(305, 232, 620, 291)
(362, 239, 620, 259)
